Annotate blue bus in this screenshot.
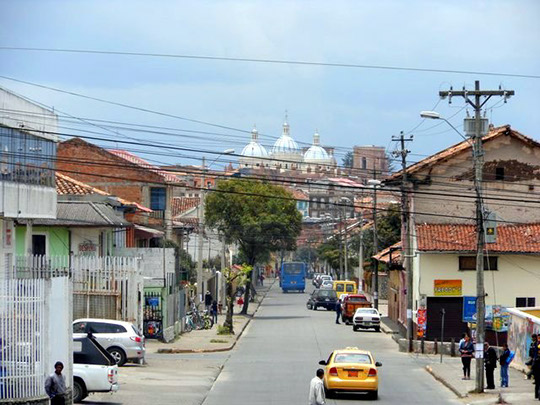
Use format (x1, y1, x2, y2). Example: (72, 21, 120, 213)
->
(281, 262, 306, 293)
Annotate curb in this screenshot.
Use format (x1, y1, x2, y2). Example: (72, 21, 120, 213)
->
(425, 365, 467, 399)
(157, 280, 274, 354)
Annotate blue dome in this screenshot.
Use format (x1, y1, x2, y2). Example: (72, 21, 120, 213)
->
(241, 128, 269, 157)
(271, 121, 299, 155)
(303, 131, 332, 163)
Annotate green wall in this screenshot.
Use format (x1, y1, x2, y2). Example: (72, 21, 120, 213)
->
(15, 225, 70, 256)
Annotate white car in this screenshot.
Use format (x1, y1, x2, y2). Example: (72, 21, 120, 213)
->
(353, 308, 381, 332)
(73, 335, 119, 403)
(320, 280, 333, 289)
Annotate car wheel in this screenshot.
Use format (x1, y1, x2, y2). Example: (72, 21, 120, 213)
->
(108, 347, 127, 366)
(325, 388, 334, 399)
(73, 379, 87, 403)
(353, 325, 359, 331)
(368, 390, 378, 400)
(313, 305, 317, 311)
(374, 327, 380, 332)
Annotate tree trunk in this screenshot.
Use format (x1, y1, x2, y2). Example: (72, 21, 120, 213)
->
(223, 279, 235, 334)
(240, 269, 252, 314)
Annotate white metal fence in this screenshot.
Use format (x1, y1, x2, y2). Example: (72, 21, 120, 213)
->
(0, 278, 46, 400)
(71, 255, 142, 328)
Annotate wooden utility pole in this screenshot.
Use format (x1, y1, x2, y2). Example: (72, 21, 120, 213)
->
(439, 81, 514, 393)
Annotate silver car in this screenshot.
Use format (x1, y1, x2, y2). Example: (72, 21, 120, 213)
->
(73, 318, 145, 366)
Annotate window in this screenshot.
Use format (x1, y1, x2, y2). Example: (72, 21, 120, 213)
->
(334, 353, 371, 364)
(150, 187, 166, 211)
(495, 167, 505, 180)
(362, 157, 367, 169)
(516, 297, 536, 307)
(458, 256, 498, 271)
(88, 322, 126, 334)
(73, 322, 87, 333)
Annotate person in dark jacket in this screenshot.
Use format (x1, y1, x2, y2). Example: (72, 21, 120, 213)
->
(335, 299, 342, 324)
(204, 291, 213, 311)
(484, 342, 498, 390)
(528, 334, 539, 380)
(211, 300, 218, 325)
(533, 350, 540, 400)
(499, 343, 511, 388)
(459, 334, 474, 380)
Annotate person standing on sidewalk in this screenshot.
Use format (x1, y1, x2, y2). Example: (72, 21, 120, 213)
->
(335, 299, 342, 324)
(533, 350, 540, 400)
(484, 342, 498, 390)
(211, 300, 218, 325)
(308, 369, 326, 405)
(205, 291, 213, 312)
(44, 361, 66, 405)
(499, 343, 511, 388)
(459, 334, 474, 380)
(527, 334, 539, 380)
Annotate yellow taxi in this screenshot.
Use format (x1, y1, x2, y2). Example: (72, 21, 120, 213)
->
(318, 347, 381, 400)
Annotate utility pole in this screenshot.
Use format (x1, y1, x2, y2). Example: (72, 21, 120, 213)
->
(343, 206, 349, 279)
(357, 208, 364, 291)
(392, 131, 414, 349)
(196, 156, 206, 305)
(337, 204, 343, 280)
(371, 166, 379, 310)
(439, 81, 514, 393)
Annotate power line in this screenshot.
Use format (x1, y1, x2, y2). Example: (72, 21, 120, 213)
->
(1, 47, 539, 79)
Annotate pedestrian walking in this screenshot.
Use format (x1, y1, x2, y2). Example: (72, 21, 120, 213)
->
(308, 368, 326, 405)
(211, 300, 218, 325)
(500, 343, 512, 388)
(533, 351, 540, 400)
(44, 361, 66, 405)
(459, 333, 474, 380)
(484, 342, 498, 390)
(205, 291, 213, 312)
(527, 334, 539, 380)
(335, 299, 342, 324)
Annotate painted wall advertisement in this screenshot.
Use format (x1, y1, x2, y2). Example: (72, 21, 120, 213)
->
(434, 279, 462, 296)
(417, 308, 427, 339)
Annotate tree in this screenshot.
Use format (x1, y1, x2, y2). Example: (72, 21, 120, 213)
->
(342, 151, 354, 168)
(222, 264, 252, 334)
(205, 179, 302, 314)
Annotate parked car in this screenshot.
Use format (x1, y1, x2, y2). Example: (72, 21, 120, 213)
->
(353, 308, 381, 332)
(73, 318, 145, 366)
(73, 334, 119, 403)
(318, 346, 382, 399)
(307, 289, 338, 311)
(341, 294, 372, 324)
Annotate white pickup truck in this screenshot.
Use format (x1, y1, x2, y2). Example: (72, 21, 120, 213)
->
(73, 335, 119, 403)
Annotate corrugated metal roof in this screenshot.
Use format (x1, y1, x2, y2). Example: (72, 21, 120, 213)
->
(18, 201, 129, 227)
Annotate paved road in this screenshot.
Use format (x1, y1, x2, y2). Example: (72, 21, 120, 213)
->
(203, 282, 459, 404)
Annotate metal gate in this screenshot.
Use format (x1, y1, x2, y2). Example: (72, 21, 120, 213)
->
(143, 291, 162, 338)
(426, 297, 468, 341)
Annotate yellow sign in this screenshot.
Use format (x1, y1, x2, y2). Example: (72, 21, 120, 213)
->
(434, 279, 462, 296)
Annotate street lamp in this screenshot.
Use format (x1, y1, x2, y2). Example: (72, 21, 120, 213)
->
(340, 197, 352, 280)
(367, 179, 381, 310)
(420, 111, 470, 143)
(197, 149, 235, 304)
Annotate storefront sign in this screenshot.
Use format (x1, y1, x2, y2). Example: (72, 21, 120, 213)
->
(434, 279, 462, 296)
(78, 242, 97, 253)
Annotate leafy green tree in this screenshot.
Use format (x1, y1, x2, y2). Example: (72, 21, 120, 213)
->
(205, 179, 302, 314)
(222, 264, 252, 334)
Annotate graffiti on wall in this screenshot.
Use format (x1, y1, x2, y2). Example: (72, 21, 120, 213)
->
(507, 311, 540, 370)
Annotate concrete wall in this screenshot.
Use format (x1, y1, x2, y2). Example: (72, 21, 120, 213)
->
(116, 247, 175, 286)
(414, 253, 540, 310)
(412, 134, 540, 224)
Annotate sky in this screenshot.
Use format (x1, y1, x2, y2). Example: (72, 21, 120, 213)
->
(1, 0, 539, 171)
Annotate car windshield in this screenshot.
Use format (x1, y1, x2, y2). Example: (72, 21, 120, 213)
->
(348, 297, 368, 302)
(357, 309, 378, 315)
(334, 353, 371, 364)
(318, 290, 337, 298)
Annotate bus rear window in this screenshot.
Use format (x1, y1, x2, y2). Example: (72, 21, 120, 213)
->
(283, 263, 304, 274)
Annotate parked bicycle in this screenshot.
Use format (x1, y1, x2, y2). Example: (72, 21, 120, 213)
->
(184, 303, 213, 332)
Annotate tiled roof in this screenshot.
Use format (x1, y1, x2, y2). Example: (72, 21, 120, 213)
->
(108, 149, 184, 184)
(172, 197, 200, 217)
(416, 223, 540, 253)
(373, 242, 402, 264)
(291, 189, 308, 200)
(387, 126, 540, 182)
(56, 172, 108, 196)
(56, 172, 152, 213)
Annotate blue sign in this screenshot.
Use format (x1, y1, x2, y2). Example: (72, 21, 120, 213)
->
(463, 296, 477, 322)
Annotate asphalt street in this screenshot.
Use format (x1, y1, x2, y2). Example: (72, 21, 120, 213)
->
(203, 282, 460, 404)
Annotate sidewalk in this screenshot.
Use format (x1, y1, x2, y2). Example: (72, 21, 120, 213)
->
(149, 279, 274, 354)
(411, 354, 539, 404)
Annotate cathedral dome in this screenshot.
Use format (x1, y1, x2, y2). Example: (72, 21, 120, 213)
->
(241, 127, 268, 157)
(271, 120, 300, 155)
(303, 131, 332, 163)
